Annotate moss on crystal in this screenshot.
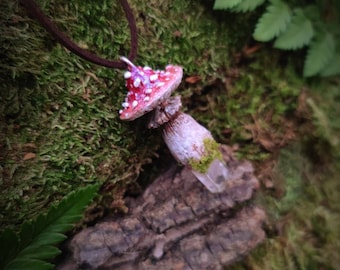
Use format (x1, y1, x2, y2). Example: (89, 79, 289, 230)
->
(188, 138, 222, 174)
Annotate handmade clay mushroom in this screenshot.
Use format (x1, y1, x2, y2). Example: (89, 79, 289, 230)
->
(119, 58, 229, 193)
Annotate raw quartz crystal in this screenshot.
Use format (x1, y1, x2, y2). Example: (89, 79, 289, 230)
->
(191, 159, 230, 193)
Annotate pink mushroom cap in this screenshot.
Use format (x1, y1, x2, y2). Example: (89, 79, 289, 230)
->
(119, 57, 183, 121)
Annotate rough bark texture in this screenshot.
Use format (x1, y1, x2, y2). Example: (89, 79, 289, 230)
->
(58, 146, 266, 270)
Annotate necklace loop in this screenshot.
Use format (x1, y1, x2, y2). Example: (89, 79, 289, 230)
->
(20, 0, 138, 69)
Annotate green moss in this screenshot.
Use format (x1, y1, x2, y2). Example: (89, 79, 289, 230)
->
(228, 79, 340, 270)
(188, 138, 222, 173)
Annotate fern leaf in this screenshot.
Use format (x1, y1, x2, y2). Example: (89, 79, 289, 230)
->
(232, 0, 266, 12)
(0, 184, 99, 270)
(18, 246, 61, 260)
(253, 0, 292, 42)
(5, 259, 54, 270)
(274, 9, 314, 50)
(213, 0, 244, 10)
(303, 32, 335, 77)
(0, 229, 19, 267)
(320, 53, 340, 77)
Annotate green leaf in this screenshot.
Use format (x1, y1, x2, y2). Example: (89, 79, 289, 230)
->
(303, 32, 336, 77)
(0, 229, 19, 267)
(302, 5, 321, 22)
(5, 259, 54, 270)
(320, 53, 340, 77)
(274, 9, 314, 50)
(19, 246, 61, 260)
(0, 184, 99, 270)
(253, 0, 292, 42)
(232, 0, 266, 12)
(27, 232, 67, 247)
(213, 0, 244, 10)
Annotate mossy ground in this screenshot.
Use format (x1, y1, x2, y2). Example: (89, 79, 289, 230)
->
(0, 0, 339, 269)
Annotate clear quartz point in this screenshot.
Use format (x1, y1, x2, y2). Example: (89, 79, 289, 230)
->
(191, 158, 229, 193)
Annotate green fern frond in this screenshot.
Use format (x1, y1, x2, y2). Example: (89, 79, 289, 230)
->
(213, 0, 243, 10)
(320, 53, 340, 77)
(274, 9, 314, 50)
(303, 32, 335, 77)
(306, 98, 336, 146)
(0, 184, 99, 270)
(232, 0, 266, 13)
(0, 230, 20, 267)
(253, 0, 292, 42)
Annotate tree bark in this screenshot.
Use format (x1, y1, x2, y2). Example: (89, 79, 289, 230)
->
(58, 145, 266, 270)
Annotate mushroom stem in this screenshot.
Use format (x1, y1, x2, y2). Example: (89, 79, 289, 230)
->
(162, 112, 229, 193)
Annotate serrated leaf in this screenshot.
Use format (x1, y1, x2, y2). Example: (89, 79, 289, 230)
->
(303, 5, 320, 22)
(232, 0, 266, 12)
(0, 229, 19, 267)
(5, 259, 54, 270)
(30, 232, 67, 247)
(303, 32, 335, 77)
(253, 0, 292, 41)
(19, 246, 61, 260)
(320, 53, 340, 77)
(213, 0, 244, 10)
(274, 9, 314, 50)
(1, 184, 99, 270)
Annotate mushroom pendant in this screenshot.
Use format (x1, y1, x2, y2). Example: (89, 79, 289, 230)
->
(119, 57, 229, 193)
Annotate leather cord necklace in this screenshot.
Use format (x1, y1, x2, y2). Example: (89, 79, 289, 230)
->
(20, 0, 234, 194)
(20, 0, 138, 69)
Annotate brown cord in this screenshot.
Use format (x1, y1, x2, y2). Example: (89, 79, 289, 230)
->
(20, 0, 138, 69)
